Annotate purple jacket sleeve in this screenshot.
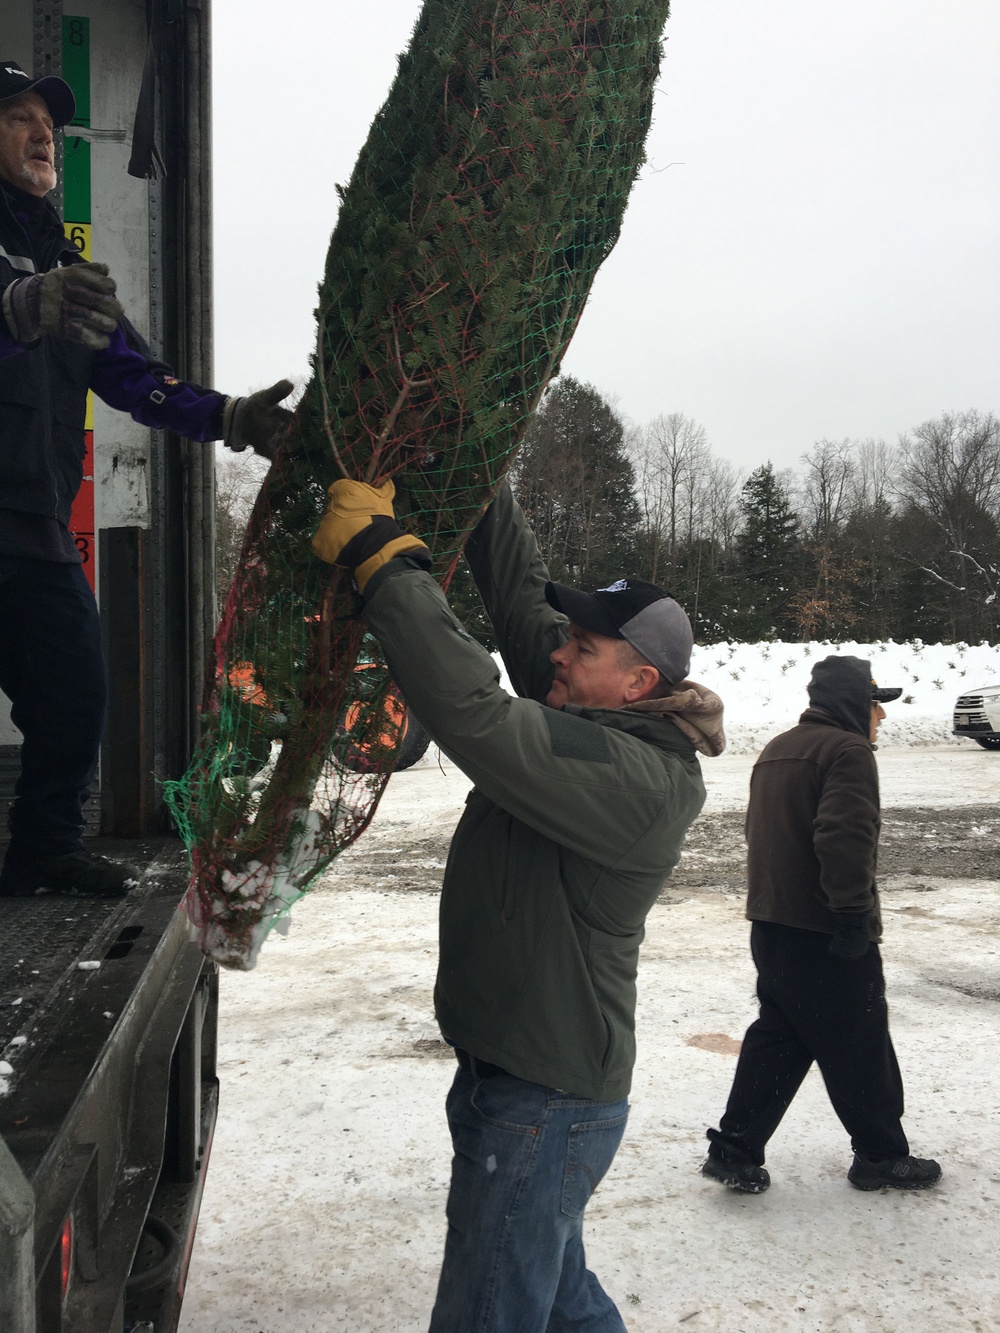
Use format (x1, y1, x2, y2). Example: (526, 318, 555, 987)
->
(89, 316, 226, 442)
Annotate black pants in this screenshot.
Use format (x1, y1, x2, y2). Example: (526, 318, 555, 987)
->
(0, 556, 106, 856)
(710, 920, 908, 1164)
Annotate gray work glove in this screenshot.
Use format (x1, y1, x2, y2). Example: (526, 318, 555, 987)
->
(2, 262, 124, 350)
(222, 379, 295, 460)
(828, 911, 872, 960)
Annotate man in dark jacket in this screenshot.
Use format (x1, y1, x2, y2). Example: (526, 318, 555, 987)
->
(312, 477, 722, 1331)
(0, 61, 292, 898)
(702, 655, 941, 1194)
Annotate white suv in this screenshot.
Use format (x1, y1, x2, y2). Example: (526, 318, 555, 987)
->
(953, 686, 1000, 750)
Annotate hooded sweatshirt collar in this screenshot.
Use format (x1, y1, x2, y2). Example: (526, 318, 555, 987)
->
(622, 679, 726, 757)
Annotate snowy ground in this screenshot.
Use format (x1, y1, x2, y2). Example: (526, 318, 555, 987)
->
(181, 732, 1000, 1332)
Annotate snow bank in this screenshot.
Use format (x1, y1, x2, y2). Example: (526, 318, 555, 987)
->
(688, 640, 999, 754)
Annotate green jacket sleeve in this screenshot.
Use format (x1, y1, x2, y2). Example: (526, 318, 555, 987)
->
(362, 559, 696, 875)
(462, 480, 566, 704)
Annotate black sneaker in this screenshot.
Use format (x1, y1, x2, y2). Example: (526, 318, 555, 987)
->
(701, 1151, 770, 1194)
(848, 1151, 942, 1191)
(0, 849, 140, 899)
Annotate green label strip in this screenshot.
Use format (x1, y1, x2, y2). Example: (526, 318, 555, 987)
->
(62, 15, 90, 226)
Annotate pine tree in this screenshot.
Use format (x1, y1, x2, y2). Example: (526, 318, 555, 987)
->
(734, 463, 802, 639)
(512, 376, 639, 587)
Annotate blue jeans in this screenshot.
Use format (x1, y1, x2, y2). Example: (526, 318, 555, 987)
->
(0, 557, 106, 854)
(429, 1065, 629, 1333)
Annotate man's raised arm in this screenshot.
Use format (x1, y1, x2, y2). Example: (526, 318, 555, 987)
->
(462, 480, 565, 703)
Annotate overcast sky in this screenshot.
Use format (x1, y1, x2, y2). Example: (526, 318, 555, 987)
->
(211, 1, 1000, 473)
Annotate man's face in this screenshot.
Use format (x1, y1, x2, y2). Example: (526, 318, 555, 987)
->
(547, 624, 645, 710)
(0, 92, 56, 197)
(869, 701, 886, 743)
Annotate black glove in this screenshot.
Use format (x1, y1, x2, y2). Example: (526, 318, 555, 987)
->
(2, 262, 124, 350)
(829, 912, 872, 960)
(222, 379, 295, 459)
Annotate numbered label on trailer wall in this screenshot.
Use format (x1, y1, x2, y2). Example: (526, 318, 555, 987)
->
(62, 14, 96, 591)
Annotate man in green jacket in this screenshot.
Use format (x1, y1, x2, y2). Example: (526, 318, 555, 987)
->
(702, 655, 941, 1195)
(313, 477, 721, 1332)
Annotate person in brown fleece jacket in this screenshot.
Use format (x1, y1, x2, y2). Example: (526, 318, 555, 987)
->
(701, 655, 942, 1194)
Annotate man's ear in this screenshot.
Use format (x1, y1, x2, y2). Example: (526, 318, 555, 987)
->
(625, 664, 663, 703)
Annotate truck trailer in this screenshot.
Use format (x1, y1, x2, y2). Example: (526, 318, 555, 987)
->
(1, 2, 220, 1328)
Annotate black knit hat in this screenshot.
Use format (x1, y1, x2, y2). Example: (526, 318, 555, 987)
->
(0, 60, 76, 128)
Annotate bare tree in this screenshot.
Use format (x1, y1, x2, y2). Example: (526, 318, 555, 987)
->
(838, 438, 902, 640)
(703, 456, 743, 552)
(898, 410, 1000, 544)
(790, 440, 861, 638)
(630, 412, 712, 582)
(680, 454, 743, 628)
(800, 438, 855, 542)
(215, 451, 271, 602)
(897, 410, 1000, 632)
(849, 438, 896, 519)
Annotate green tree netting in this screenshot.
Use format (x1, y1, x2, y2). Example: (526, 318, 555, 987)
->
(164, 0, 671, 969)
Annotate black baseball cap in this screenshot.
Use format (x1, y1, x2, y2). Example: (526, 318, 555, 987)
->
(0, 60, 76, 128)
(871, 680, 902, 702)
(545, 577, 694, 686)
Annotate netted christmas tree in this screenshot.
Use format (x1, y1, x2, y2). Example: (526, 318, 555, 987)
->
(165, 0, 672, 969)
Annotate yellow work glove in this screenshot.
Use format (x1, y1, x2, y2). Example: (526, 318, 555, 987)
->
(311, 479, 430, 593)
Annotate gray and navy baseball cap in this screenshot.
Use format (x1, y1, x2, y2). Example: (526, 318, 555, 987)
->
(545, 577, 694, 686)
(0, 60, 76, 127)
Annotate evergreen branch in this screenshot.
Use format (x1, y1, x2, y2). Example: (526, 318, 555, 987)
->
(315, 321, 351, 480)
(365, 327, 433, 482)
